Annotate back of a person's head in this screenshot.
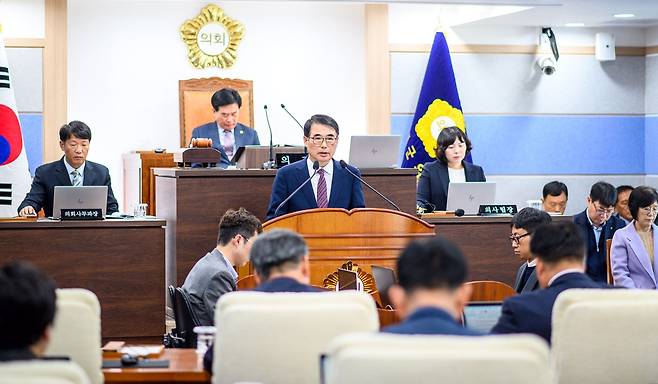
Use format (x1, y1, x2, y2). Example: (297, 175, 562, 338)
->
(397, 236, 468, 293)
(590, 181, 617, 207)
(530, 222, 585, 265)
(0, 261, 57, 350)
(542, 181, 568, 199)
(217, 207, 263, 245)
(511, 207, 552, 232)
(250, 229, 308, 280)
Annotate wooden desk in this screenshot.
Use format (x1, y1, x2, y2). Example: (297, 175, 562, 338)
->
(0, 219, 166, 341)
(103, 348, 210, 383)
(424, 215, 573, 286)
(154, 167, 416, 287)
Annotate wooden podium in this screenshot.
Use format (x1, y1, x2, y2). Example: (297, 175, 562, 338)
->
(261, 208, 436, 290)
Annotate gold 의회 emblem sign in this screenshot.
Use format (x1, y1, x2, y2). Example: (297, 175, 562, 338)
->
(180, 4, 244, 69)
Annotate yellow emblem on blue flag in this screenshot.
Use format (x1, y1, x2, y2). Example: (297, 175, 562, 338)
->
(415, 99, 465, 159)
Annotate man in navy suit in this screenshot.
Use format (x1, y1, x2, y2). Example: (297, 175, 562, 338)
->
(510, 208, 552, 293)
(573, 181, 626, 283)
(18, 121, 118, 217)
(190, 88, 260, 168)
(383, 236, 481, 336)
(0, 261, 57, 362)
(491, 222, 609, 343)
(203, 229, 320, 373)
(265, 114, 365, 220)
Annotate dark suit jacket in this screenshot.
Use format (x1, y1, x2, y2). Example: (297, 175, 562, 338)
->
(203, 276, 321, 373)
(190, 122, 260, 168)
(383, 307, 482, 336)
(416, 160, 486, 211)
(573, 210, 626, 283)
(17, 158, 118, 217)
(491, 272, 608, 343)
(514, 263, 539, 293)
(254, 277, 322, 293)
(265, 159, 365, 220)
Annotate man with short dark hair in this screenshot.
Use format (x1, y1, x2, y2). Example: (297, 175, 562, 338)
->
(0, 261, 57, 361)
(491, 222, 609, 343)
(182, 208, 263, 325)
(265, 114, 365, 220)
(251, 229, 320, 292)
(573, 181, 626, 283)
(541, 181, 568, 214)
(18, 121, 118, 217)
(383, 236, 480, 335)
(615, 185, 634, 225)
(190, 88, 260, 168)
(510, 208, 552, 293)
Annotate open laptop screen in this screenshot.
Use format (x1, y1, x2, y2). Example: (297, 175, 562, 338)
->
(463, 302, 503, 333)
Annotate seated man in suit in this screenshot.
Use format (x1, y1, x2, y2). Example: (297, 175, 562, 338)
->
(203, 228, 320, 373)
(510, 208, 552, 293)
(573, 181, 626, 283)
(251, 229, 322, 293)
(18, 121, 118, 217)
(491, 222, 609, 343)
(614, 185, 634, 225)
(0, 261, 57, 361)
(190, 88, 260, 168)
(541, 181, 568, 214)
(265, 114, 365, 220)
(383, 236, 480, 335)
(182, 208, 262, 326)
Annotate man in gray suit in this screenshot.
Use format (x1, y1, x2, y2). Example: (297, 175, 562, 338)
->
(190, 88, 260, 168)
(182, 208, 262, 326)
(510, 207, 552, 293)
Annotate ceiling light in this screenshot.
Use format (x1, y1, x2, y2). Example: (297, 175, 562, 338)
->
(565, 23, 585, 27)
(613, 13, 635, 18)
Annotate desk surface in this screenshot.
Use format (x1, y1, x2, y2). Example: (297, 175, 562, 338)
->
(0, 218, 166, 228)
(103, 349, 210, 383)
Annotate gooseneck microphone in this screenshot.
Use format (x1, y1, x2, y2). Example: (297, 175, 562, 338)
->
(339, 160, 401, 211)
(280, 104, 307, 155)
(263, 105, 275, 169)
(274, 160, 320, 217)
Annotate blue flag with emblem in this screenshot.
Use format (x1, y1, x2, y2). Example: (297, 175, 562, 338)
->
(401, 31, 469, 172)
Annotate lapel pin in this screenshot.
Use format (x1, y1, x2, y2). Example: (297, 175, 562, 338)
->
(239, 130, 244, 135)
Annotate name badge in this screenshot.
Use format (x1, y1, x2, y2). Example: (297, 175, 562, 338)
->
(60, 209, 103, 221)
(276, 153, 306, 168)
(478, 204, 518, 216)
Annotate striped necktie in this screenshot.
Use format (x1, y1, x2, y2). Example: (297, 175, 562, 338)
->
(317, 169, 328, 208)
(223, 130, 235, 159)
(71, 169, 82, 186)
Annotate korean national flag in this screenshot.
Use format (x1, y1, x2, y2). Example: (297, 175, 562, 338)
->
(0, 33, 31, 217)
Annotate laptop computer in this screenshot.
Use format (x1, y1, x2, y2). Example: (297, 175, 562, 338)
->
(348, 135, 400, 168)
(462, 302, 503, 333)
(371, 265, 397, 309)
(52, 186, 108, 219)
(446, 182, 497, 215)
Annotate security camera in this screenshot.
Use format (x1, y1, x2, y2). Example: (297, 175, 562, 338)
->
(537, 56, 556, 76)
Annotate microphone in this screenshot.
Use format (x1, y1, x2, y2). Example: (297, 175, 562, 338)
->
(339, 160, 400, 211)
(274, 160, 320, 217)
(280, 104, 307, 155)
(263, 105, 275, 169)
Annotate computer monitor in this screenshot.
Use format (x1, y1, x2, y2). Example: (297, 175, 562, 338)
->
(52, 186, 108, 219)
(371, 265, 397, 309)
(446, 182, 497, 215)
(462, 302, 503, 333)
(348, 135, 400, 169)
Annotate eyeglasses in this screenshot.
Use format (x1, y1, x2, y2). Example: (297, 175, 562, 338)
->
(592, 203, 614, 216)
(640, 205, 658, 214)
(308, 135, 337, 146)
(509, 232, 531, 244)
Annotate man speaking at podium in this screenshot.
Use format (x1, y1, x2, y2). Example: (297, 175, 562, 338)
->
(265, 114, 364, 220)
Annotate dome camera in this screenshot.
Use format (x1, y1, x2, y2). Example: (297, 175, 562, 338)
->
(537, 56, 556, 76)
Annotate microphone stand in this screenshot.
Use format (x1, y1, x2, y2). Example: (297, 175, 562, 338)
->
(273, 160, 320, 217)
(262, 105, 276, 169)
(339, 160, 401, 211)
(280, 104, 307, 155)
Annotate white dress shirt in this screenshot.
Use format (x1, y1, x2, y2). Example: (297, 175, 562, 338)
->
(63, 158, 86, 185)
(448, 167, 466, 183)
(307, 158, 333, 204)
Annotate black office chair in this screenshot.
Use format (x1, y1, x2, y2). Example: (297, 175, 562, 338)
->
(164, 285, 201, 348)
